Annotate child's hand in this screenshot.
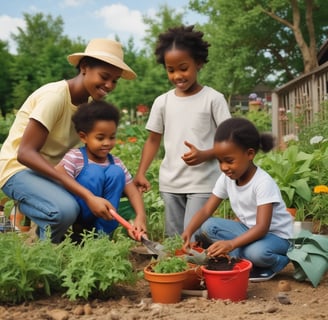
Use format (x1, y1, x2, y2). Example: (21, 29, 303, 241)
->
(127, 215, 147, 241)
(181, 141, 204, 165)
(133, 175, 151, 193)
(181, 231, 191, 251)
(207, 240, 234, 257)
(86, 196, 114, 220)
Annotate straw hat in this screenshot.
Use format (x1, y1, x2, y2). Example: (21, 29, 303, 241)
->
(67, 38, 136, 80)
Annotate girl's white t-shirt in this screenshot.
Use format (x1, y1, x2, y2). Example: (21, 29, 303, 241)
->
(146, 86, 231, 193)
(212, 166, 293, 239)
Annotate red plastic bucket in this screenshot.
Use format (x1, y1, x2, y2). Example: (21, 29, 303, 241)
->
(201, 259, 252, 301)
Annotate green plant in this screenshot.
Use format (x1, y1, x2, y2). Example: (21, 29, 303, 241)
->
(114, 123, 165, 241)
(152, 256, 188, 274)
(232, 109, 272, 132)
(60, 231, 137, 300)
(297, 101, 328, 154)
(0, 229, 139, 303)
(162, 234, 184, 255)
(305, 185, 328, 231)
(0, 232, 62, 303)
(0, 113, 15, 144)
(256, 145, 313, 211)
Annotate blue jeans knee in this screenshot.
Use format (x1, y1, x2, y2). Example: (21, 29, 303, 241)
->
(2, 169, 80, 243)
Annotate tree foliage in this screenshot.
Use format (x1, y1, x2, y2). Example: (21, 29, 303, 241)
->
(0, 40, 13, 117)
(10, 13, 85, 109)
(110, 5, 185, 112)
(190, 0, 328, 95)
(0, 3, 327, 117)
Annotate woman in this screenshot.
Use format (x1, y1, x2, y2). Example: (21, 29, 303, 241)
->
(0, 38, 138, 243)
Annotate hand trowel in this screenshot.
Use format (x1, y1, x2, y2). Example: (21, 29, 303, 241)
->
(110, 209, 165, 257)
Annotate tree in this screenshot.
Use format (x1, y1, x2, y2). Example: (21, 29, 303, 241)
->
(143, 4, 185, 54)
(259, 0, 320, 73)
(109, 36, 169, 116)
(189, 0, 328, 95)
(10, 13, 85, 108)
(0, 40, 14, 117)
(110, 5, 186, 114)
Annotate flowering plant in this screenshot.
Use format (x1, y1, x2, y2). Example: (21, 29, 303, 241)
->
(308, 185, 328, 231)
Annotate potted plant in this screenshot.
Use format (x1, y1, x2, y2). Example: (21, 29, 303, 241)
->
(200, 256, 252, 301)
(162, 234, 204, 290)
(143, 234, 208, 302)
(144, 255, 189, 304)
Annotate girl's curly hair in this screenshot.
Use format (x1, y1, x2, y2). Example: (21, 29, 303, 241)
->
(155, 25, 210, 66)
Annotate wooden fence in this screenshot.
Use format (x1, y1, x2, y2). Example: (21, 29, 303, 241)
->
(272, 61, 328, 149)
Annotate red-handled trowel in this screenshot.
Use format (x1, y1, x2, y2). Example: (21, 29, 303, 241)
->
(110, 209, 165, 257)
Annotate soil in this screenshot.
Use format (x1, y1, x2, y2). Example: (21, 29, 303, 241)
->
(1, 244, 327, 320)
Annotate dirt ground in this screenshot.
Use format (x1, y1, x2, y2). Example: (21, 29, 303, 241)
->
(1, 244, 327, 320)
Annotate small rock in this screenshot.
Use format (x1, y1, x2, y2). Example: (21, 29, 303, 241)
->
(110, 310, 120, 320)
(150, 303, 163, 316)
(278, 280, 292, 292)
(84, 303, 93, 315)
(248, 309, 264, 314)
(276, 292, 292, 305)
(47, 309, 69, 320)
(73, 305, 84, 315)
(265, 305, 279, 313)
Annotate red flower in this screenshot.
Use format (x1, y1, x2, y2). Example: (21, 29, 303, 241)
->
(127, 137, 137, 143)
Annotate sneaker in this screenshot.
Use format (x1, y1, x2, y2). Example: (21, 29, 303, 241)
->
(249, 267, 276, 282)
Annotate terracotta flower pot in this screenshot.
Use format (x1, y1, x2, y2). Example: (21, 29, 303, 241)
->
(173, 246, 204, 290)
(144, 263, 188, 303)
(286, 207, 297, 218)
(10, 207, 31, 232)
(182, 263, 203, 290)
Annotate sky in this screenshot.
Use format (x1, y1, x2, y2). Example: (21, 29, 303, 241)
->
(0, 0, 206, 53)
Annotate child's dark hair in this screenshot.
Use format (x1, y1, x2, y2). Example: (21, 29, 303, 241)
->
(72, 100, 120, 133)
(214, 118, 275, 153)
(155, 25, 210, 66)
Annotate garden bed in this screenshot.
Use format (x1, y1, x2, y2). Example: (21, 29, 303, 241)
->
(1, 244, 327, 320)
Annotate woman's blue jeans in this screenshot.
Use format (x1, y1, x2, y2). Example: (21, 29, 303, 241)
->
(200, 217, 291, 272)
(2, 169, 80, 243)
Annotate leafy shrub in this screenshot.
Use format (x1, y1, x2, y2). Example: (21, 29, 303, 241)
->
(256, 145, 313, 209)
(60, 231, 137, 300)
(0, 113, 15, 144)
(0, 230, 137, 303)
(232, 109, 271, 132)
(0, 232, 62, 303)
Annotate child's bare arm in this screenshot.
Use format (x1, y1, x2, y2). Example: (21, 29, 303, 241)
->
(123, 182, 147, 239)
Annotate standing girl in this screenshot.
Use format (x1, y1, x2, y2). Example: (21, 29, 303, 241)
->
(182, 117, 293, 281)
(134, 25, 231, 239)
(0, 38, 138, 243)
